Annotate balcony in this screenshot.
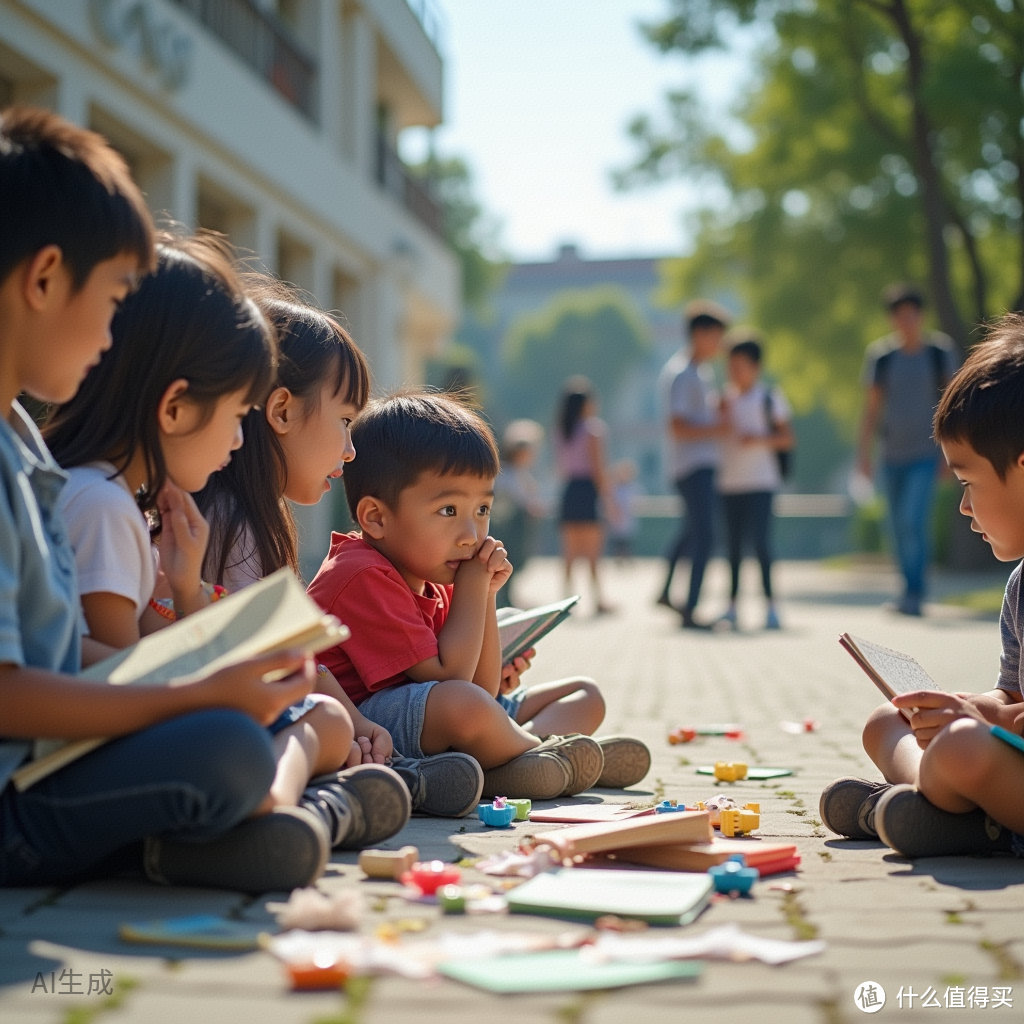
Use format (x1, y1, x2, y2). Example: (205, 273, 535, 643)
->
(375, 131, 444, 237)
(169, 0, 317, 120)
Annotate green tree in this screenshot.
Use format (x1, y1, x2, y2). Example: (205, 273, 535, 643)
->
(499, 286, 651, 428)
(622, 0, 1024, 428)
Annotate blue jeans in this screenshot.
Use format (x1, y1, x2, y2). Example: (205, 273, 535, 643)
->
(0, 710, 276, 887)
(662, 467, 717, 611)
(722, 491, 774, 600)
(883, 456, 939, 600)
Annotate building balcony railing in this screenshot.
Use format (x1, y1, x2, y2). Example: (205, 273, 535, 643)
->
(375, 132, 444, 237)
(169, 0, 317, 121)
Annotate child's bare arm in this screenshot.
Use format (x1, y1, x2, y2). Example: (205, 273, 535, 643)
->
(0, 651, 314, 739)
(157, 483, 211, 619)
(81, 591, 141, 649)
(472, 601, 503, 696)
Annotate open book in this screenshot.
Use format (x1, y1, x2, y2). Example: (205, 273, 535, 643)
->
(497, 596, 579, 663)
(11, 568, 348, 791)
(839, 632, 943, 712)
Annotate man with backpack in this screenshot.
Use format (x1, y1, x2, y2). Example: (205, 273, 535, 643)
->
(857, 284, 959, 616)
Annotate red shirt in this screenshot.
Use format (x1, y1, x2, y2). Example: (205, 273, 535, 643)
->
(306, 532, 451, 705)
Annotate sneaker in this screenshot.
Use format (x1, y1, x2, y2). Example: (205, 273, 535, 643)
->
(482, 733, 604, 799)
(390, 751, 484, 818)
(874, 784, 1011, 858)
(680, 606, 711, 631)
(302, 764, 411, 849)
(595, 735, 651, 788)
(143, 805, 330, 894)
(715, 608, 738, 631)
(765, 607, 781, 630)
(819, 776, 892, 839)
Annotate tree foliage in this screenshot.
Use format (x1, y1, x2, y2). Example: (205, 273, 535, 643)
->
(498, 286, 651, 428)
(623, 0, 1024, 429)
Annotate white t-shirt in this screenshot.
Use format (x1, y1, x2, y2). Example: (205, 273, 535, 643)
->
(717, 383, 791, 495)
(660, 350, 720, 481)
(58, 461, 157, 620)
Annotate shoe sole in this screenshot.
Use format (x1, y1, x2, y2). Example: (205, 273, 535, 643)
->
(874, 785, 1006, 858)
(595, 736, 651, 789)
(333, 765, 412, 848)
(412, 752, 485, 818)
(818, 777, 887, 839)
(144, 806, 329, 894)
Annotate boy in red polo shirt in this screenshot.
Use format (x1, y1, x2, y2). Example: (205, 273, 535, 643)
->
(308, 391, 604, 800)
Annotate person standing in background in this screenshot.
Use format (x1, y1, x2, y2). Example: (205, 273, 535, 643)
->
(657, 300, 730, 629)
(858, 284, 958, 616)
(553, 377, 619, 615)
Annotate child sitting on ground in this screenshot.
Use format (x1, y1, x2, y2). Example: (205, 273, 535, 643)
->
(307, 390, 605, 800)
(196, 282, 484, 817)
(44, 235, 408, 852)
(0, 106, 328, 893)
(820, 313, 1024, 858)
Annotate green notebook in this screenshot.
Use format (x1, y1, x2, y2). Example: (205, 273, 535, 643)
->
(696, 766, 793, 779)
(506, 868, 713, 926)
(439, 949, 702, 993)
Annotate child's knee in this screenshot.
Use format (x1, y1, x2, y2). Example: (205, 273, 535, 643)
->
(862, 701, 906, 756)
(306, 697, 354, 768)
(426, 679, 506, 743)
(922, 718, 996, 790)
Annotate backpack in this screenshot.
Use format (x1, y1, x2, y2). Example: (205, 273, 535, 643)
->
(873, 343, 949, 394)
(763, 388, 792, 481)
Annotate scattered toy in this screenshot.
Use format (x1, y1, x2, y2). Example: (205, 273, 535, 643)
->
(654, 799, 690, 814)
(267, 888, 363, 931)
(708, 856, 758, 895)
(780, 718, 819, 734)
(696, 765, 793, 780)
(506, 798, 532, 820)
(437, 884, 466, 914)
(358, 845, 419, 880)
(400, 860, 462, 896)
(668, 724, 743, 744)
(712, 761, 748, 782)
(478, 797, 516, 827)
(718, 804, 760, 837)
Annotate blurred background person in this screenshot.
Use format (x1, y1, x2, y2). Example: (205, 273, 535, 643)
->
(608, 458, 643, 565)
(553, 377, 620, 614)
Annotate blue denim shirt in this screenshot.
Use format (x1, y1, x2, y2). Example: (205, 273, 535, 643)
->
(0, 402, 81, 792)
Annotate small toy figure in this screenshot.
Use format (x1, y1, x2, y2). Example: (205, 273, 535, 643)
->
(718, 804, 760, 836)
(668, 727, 697, 745)
(713, 761, 749, 782)
(654, 799, 691, 814)
(506, 798, 532, 821)
(478, 797, 516, 827)
(709, 855, 758, 895)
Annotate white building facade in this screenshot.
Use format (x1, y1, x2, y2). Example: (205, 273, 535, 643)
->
(1, 0, 460, 573)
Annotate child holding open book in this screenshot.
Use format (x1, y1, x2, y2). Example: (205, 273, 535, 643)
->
(0, 107, 330, 892)
(196, 282, 484, 818)
(44, 239, 409, 853)
(308, 390, 606, 800)
(821, 314, 1024, 858)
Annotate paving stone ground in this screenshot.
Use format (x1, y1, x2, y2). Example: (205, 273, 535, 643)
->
(2, 556, 1022, 1024)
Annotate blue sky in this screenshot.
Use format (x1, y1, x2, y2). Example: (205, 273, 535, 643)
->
(401, 0, 753, 262)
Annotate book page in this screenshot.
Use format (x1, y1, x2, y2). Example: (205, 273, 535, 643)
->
(841, 633, 942, 699)
(498, 596, 579, 663)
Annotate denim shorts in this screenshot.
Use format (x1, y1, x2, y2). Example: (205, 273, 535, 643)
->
(496, 686, 527, 722)
(356, 680, 439, 760)
(267, 694, 329, 736)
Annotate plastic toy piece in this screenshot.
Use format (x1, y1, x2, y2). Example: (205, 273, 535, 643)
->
(668, 727, 696, 745)
(712, 761, 748, 782)
(358, 845, 419, 879)
(437, 884, 466, 914)
(654, 799, 691, 814)
(669, 724, 743, 744)
(400, 860, 462, 896)
(709, 856, 758, 895)
(478, 798, 516, 827)
(285, 958, 350, 991)
(506, 798, 532, 821)
(718, 804, 760, 837)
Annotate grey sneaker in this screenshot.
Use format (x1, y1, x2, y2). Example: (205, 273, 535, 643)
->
(143, 805, 330, 894)
(390, 751, 484, 818)
(874, 784, 1011, 858)
(482, 733, 604, 800)
(819, 777, 892, 839)
(303, 764, 411, 849)
(595, 735, 651, 789)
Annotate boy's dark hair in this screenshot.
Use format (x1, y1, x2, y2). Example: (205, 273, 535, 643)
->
(45, 232, 276, 520)
(727, 328, 763, 364)
(0, 106, 154, 289)
(343, 390, 499, 519)
(933, 313, 1024, 480)
(197, 277, 371, 583)
(883, 283, 925, 312)
(684, 298, 731, 334)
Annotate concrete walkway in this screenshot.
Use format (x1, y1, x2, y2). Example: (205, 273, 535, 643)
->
(2, 557, 1022, 1024)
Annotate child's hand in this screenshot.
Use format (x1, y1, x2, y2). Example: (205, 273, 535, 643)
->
(475, 535, 512, 595)
(891, 690, 988, 748)
(156, 481, 210, 604)
(952, 691, 1013, 725)
(345, 716, 394, 766)
(499, 648, 535, 695)
(188, 650, 314, 726)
